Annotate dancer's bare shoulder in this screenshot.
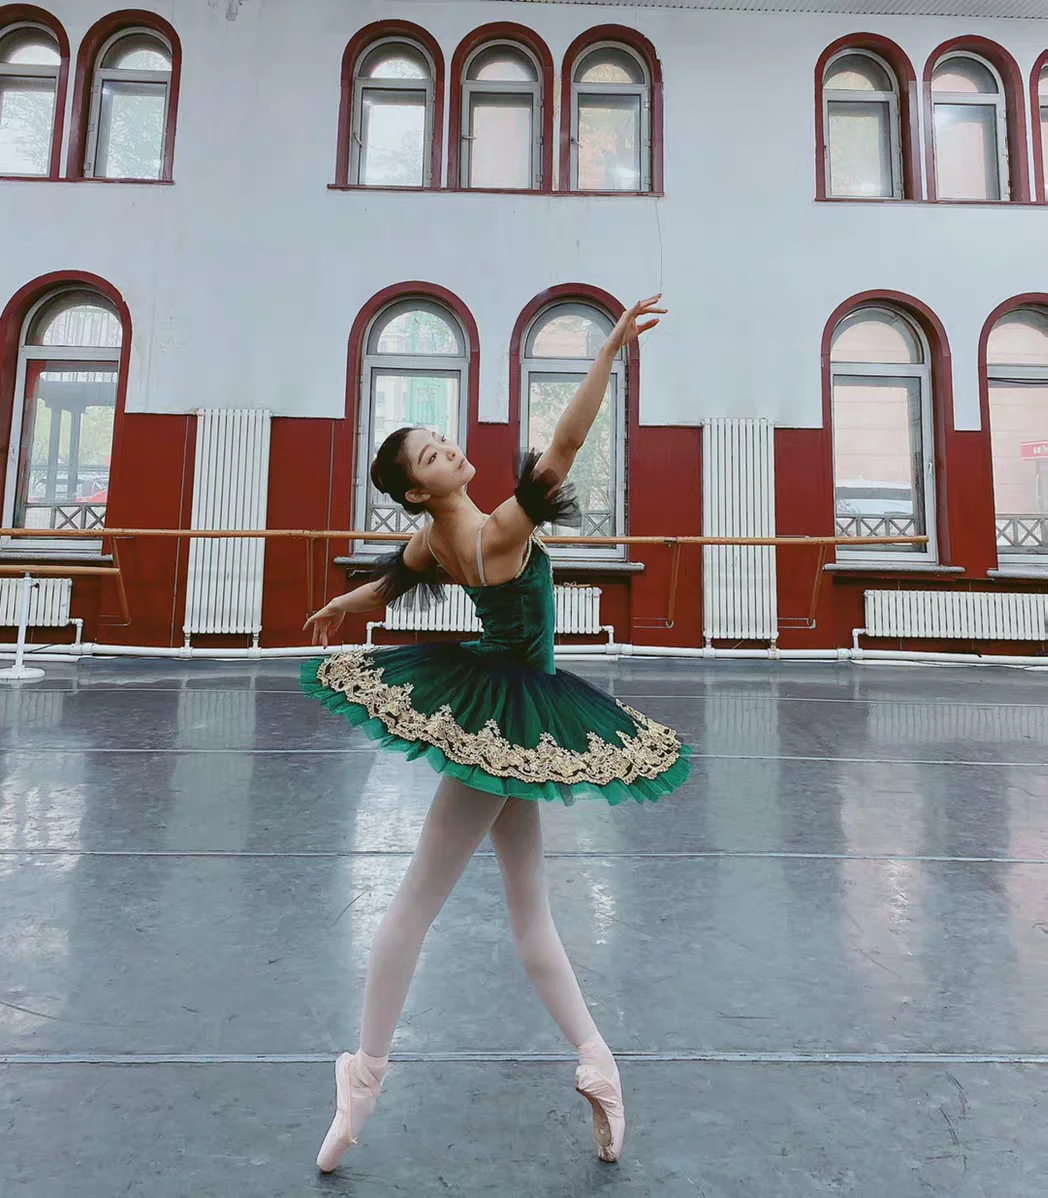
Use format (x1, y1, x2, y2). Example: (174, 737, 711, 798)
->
(485, 442, 576, 558)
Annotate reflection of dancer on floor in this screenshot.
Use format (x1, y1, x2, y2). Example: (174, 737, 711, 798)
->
(303, 294, 690, 1171)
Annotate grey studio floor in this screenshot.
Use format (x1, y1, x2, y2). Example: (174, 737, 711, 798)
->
(2, 657, 1047, 1197)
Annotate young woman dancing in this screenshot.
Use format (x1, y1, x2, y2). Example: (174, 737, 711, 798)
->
(302, 293, 691, 1171)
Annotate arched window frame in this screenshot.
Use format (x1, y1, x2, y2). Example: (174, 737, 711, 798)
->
(1031, 54, 1048, 204)
(979, 295, 1048, 565)
(923, 38, 1029, 204)
(0, 6, 69, 180)
(517, 300, 627, 562)
(821, 48, 903, 200)
(559, 25, 663, 195)
(335, 21, 444, 190)
(827, 303, 938, 564)
(0, 273, 132, 555)
(68, 10, 181, 182)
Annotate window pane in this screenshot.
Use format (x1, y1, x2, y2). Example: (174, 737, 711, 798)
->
(0, 30, 60, 66)
(16, 364, 117, 530)
(360, 89, 425, 186)
(833, 375, 924, 547)
(989, 381, 1048, 553)
(934, 103, 1000, 200)
(95, 79, 165, 179)
(1041, 101, 1047, 194)
(361, 46, 428, 80)
(467, 47, 536, 82)
(528, 306, 613, 358)
(831, 311, 922, 364)
(468, 93, 531, 188)
(372, 306, 462, 355)
(102, 35, 170, 71)
(577, 94, 641, 190)
(30, 296, 122, 348)
(827, 100, 893, 197)
(988, 310, 1048, 367)
(528, 372, 615, 537)
(0, 77, 55, 175)
(825, 53, 892, 92)
(575, 48, 644, 85)
(932, 57, 997, 94)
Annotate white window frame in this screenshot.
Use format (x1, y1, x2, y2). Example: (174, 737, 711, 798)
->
(521, 304, 627, 562)
(569, 42, 650, 193)
(351, 37, 435, 188)
(1039, 67, 1048, 193)
(84, 27, 172, 180)
(930, 51, 1010, 202)
(0, 22, 61, 177)
(986, 308, 1048, 563)
(822, 48, 903, 200)
(2, 289, 121, 556)
(460, 41, 542, 190)
(830, 308, 937, 563)
(355, 301, 469, 554)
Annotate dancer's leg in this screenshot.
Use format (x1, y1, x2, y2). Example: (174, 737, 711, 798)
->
(358, 775, 507, 1057)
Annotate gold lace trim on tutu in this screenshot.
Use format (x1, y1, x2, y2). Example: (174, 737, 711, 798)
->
(316, 650, 683, 786)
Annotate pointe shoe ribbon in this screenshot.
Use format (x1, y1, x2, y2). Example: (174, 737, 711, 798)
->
(575, 1059, 626, 1163)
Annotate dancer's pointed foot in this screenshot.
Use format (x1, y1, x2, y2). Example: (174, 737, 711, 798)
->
(316, 1050, 386, 1172)
(575, 1037, 625, 1163)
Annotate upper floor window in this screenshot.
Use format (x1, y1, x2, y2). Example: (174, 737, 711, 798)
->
(358, 300, 468, 538)
(0, 20, 62, 176)
(830, 307, 935, 560)
(569, 44, 650, 192)
(823, 50, 902, 199)
(459, 42, 542, 189)
(1038, 64, 1048, 199)
(986, 307, 1048, 559)
(4, 288, 122, 543)
(521, 302, 626, 559)
(930, 53, 1009, 201)
(351, 39, 436, 187)
(85, 29, 172, 179)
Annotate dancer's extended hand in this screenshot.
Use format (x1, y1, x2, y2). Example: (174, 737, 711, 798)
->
(606, 294, 665, 355)
(304, 601, 346, 648)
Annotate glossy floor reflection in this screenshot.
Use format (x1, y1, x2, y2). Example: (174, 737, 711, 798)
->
(2, 658, 1047, 1196)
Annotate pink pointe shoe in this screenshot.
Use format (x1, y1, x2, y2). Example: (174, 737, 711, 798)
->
(316, 1050, 386, 1173)
(575, 1040, 625, 1163)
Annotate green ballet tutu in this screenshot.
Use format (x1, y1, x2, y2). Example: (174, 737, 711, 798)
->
(301, 644, 692, 805)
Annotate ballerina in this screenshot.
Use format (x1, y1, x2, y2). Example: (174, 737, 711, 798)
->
(302, 293, 690, 1171)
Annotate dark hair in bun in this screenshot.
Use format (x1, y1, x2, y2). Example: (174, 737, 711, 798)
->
(370, 426, 427, 515)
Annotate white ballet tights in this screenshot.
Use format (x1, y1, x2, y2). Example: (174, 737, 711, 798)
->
(358, 775, 602, 1059)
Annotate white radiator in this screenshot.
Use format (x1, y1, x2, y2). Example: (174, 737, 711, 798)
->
(861, 590, 1048, 641)
(702, 417, 777, 642)
(0, 578, 72, 627)
(374, 584, 606, 640)
(183, 409, 271, 643)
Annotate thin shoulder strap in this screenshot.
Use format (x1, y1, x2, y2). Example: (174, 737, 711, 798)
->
(475, 516, 489, 587)
(424, 521, 448, 573)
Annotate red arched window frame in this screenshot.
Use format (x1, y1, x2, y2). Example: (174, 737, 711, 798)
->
(334, 21, 445, 190)
(0, 270, 133, 519)
(0, 4, 69, 181)
(558, 25, 663, 195)
(335, 281, 481, 534)
(1031, 52, 1048, 204)
(814, 34, 921, 201)
(447, 22, 554, 193)
(923, 37, 1029, 203)
(821, 290, 956, 563)
(67, 9, 182, 182)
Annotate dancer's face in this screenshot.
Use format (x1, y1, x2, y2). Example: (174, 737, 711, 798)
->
(402, 427, 475, 506)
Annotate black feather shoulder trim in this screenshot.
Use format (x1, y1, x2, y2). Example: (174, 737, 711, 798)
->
(514, 448, 582, 527)
(371, 542, 445, 611)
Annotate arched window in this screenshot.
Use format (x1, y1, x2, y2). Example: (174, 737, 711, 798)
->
(458, 41, 542, 189)
(822, 49, 903, 199)
(521, 302, 626, 559)
(358, 300, 469, 538)
(1034, 59, 1048, 202)
(0, 14, 65, 177)
(350, 37, 436, 187)
(567, 41, 653, 192)
(830, 307, 936, 559)
(930, 53, 1010, 201)
(985, 307, 1048, 558)
(5, 288, 122, 540)
(83, 27, 173, 179)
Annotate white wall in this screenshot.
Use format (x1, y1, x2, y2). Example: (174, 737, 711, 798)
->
(2, 0, 1047, 432)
